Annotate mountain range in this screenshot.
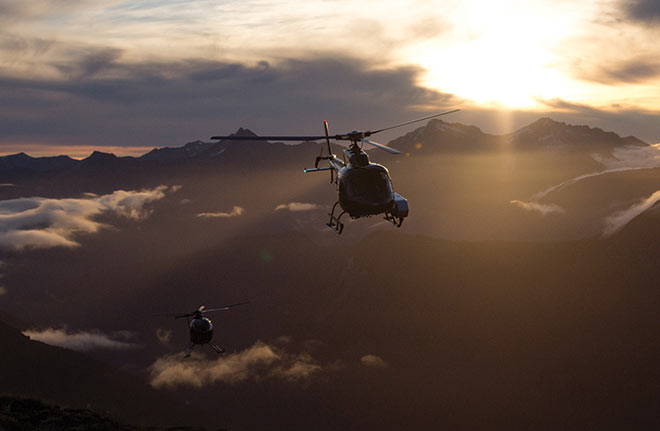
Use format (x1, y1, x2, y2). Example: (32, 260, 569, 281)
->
(0, 118, 648, 173)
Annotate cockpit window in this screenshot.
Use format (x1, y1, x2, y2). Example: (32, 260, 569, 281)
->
(347, 168, 392, 201)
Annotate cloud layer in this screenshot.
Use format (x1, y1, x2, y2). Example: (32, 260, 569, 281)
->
(149, 341, 320, 389)
(23, 327, 139, 352)
(0, 186, 173, 250)
(621, 0, 660, 23)
(1, 0, 660, 153)
(274, 202, 321, 212)
(0, 54, 458, 151)
(197, 206, 244, 218)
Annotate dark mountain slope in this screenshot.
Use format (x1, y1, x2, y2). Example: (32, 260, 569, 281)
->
(94, 229, 660, 430)
(0, 319, 198, 427)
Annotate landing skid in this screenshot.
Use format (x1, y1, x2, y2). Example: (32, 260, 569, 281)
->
(384, 211, 404, 227)
(327, 201, 346, 234)
(183, 341, 225, 358)
(209, 340, 225, 354)
(184, 343, 195, 358)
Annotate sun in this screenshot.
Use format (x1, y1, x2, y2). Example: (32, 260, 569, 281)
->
(401, 0, 589, 109)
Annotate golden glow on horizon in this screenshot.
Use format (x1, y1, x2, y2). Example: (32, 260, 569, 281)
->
(0, 144, 155, 159)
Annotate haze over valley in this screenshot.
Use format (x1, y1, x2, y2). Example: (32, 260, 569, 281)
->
(2, 117, 660, 429)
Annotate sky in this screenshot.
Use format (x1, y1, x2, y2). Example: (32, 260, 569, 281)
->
(1, 0, 660, 157)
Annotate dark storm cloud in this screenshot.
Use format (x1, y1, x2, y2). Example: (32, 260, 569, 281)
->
(0, 53, 459, 149)
(621, 0, 660, 23)
(53, 47, 123, 80)
(576, 57, 660, 85)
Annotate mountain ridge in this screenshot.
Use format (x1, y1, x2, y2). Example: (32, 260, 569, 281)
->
(0, 118, 648, 168)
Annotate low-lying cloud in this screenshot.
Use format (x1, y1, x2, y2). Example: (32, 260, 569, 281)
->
(149, 341, 321, 389)
(602, 189, 660, 236)
(534, 144, 660, 201)
(197, 206, 244, 218)
(156, 328, 173, 345)
(360, 354, 389, 369)
(274, 202, 322, 212)
(510, 200, 565, 216)
(23, 328, 139, 352)
(0, 186, 174, 250)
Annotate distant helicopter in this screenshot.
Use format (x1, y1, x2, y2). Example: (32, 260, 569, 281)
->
(211, 109, 459, 233)
(155, 303, 248, 358)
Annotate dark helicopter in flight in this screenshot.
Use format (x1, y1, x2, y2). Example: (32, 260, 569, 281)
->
(211, 109, 459, 233)
(155, 303, 248, 358)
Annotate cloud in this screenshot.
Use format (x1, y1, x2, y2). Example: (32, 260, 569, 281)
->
(536, 98, 606, 116)
(149, 341, 321, 389)
(274, 202, 321, 212)
(156, 328, 173, 345)
(23, 327, 139, 352)
(0, 56, 458, 149)
(621, 0, 660, 23)
(573, 57, 660, 85)
(532, 169, 635, 201)
(602, 189, 660, 236)
(0, 185, 172, 250)
(532, 144, 660, 201)
(197, 206, 244, 218)
(360, 354, 388, 369)
(510, 200, 565, 216)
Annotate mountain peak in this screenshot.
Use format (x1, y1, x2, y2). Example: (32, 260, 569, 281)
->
(233, 127, 258, 138)
(2, 152, 32, 160)
(85, 151, 117, 161)
(510, 117, 647, 149)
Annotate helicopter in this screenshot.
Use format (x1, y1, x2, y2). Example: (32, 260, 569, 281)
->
(211, 109, 459, 233)
(155, 302, 249, 358)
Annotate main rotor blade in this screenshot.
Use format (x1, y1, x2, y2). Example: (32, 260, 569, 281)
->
(361, 138, 401, 154)
(202, 301, 250, 313)
(210, 135, 334, 142)
(367, 109, 460, 135)
(152, 312, 179, 318)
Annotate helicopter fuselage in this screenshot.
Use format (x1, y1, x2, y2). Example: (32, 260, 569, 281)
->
(189, 316, 214, 345)
(333, 145, 398, 217)
(337, 163, 394, 217)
